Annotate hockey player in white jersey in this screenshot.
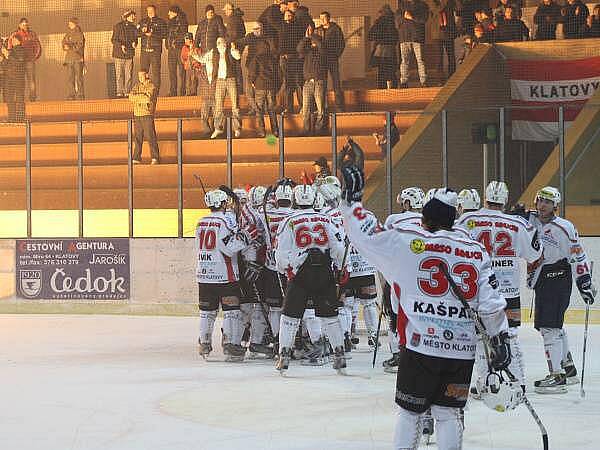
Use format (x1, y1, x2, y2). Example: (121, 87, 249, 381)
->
(339, 166, 511, 450)
(528, 187, 596, 393)
(274, 184, 347, 374)
(456, 181, 542, 394)
(456, 188, 481, 216)
(196, 189, 254, 361)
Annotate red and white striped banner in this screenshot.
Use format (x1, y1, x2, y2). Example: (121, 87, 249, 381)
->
(508, 57, 600, 141)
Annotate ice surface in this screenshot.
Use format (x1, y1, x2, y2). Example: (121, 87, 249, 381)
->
(0, 315, 597, 450)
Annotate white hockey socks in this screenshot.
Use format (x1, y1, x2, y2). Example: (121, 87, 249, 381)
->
(250, 305, 267, 345)
(199, 310, 217, 344)
(473, 335, 488, 386)
(360, 298, 379, 335)
(541, 327, 563, 373)
(269, 305, 282, 339)
(431, 405, 464, 450)
(322, 316, 344, 349)
(559, 328, 574, 366)
(279, 315, 301, 351)
(338, 297, 353, 335)
(302, 309, 322, 343)
(507, 327, 525, 386)
(392, 406, 422, 450)
(223, 310, 242, 346)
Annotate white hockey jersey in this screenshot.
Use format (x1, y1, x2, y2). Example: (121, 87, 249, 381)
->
(263, 206, 294, 271)
(527, 212, 592, 287)
(384, 211, 423, 230)
(348, 208, 379, 277)
(195, 211, 249, 284)
(275, 208, 345, 278)
(342, 202, 508, 361)
(239, 203, 265, 263)
(456, 208, 542, 298)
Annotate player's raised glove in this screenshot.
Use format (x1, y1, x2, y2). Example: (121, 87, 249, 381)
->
(244, 260, 263, 284)
(576, 274, 596, 305)
(489, 331, 511, 371)
(341, 165, 364, 205)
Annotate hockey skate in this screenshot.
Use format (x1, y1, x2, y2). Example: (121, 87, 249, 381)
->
(333, 346, 347, 375)
(534, 373, 568, 394)
(276, 347, 292, 375)
(469, 378, 486, 400)
(198, 342, 213, 359)
(382, 352, 401, 373)
(343, 332, 353, 359)
(223, 343, 246, 362)
(300, 338, 326, 366)
(248, 343, 274, 359)
(563, 363, 580, 386)
(421, 409, 434, 445)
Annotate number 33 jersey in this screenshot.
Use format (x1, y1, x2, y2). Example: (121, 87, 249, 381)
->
(456, 208, 542, 298)
(342, 202, 507, 361)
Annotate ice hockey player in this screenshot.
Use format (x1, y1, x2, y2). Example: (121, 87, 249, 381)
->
(456, 188, 481, 216)
(339, 166, 511, 450)
(456, 181, 542, 395)
(528, 187, 596, 393)
(274, 184, 347, 374)
(196, 189, 255, 362)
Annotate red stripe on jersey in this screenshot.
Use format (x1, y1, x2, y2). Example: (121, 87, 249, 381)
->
(223, 254, 235, 282)
(393, 282, 408, 347)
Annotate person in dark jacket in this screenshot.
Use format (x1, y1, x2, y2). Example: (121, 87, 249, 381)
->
(368, 5, 399, 89)
(533, 0, 562, 40)
(458, 23, 489, 64)
(562, 0, 590, 39)
(62, 18, 85, 100)
(277, 10, 305, 113)
(587, 4, 600, 37)
(288, 1, 313, 31)
(316, 12, 345, 110)
(248, 46, 280, 137)
(1, 35, 26, 122)
(297, 25, 327, 135)
(166, 5, 188, 97)
(495, 6, 529, 41)
(9, 18, 41, 102)
(397, 0, 429, 88)
(194, 4, 226, 52)
(259, 0, 287, 41)
(223, 3, 246, 95)
(427, 0, 458, 82)
(111, 10, 138, 97)
(139, 4, 167, 93)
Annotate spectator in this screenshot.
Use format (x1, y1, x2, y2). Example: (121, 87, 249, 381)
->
(288, 1, 314, 31)
(458, 23, 489, 63)
(194, 4, 226, 52)
(495, 6, 529, 41)
(9, 18, 41, 102)
(427, 0, 458, 82)
(368, 5, 399, 89)
(1, 35, 26, 122)
(258, 0, 287, 41)
(190, 46, 216, 136)
(339, 136, 365, 170)
(456, 0, 482, 37)
(195, 37, 242, 139)
(166, 5, 188, 97)
(397, 0, 429, 88)
(241, 22, 276, 115)
(247, 42, 280, 137)
(372, 113, 400, 156)
(277, 9, 305, 113)
(0, 40, 5, 103)
(533, 0, 562, 40)
(316, 11, 345, 110)
(62, 18, 85, 100)
(180, 33, 200, 95)
(297, 25, 328, 135)
(111, 10, 138, 98)
(474, 8, 496, 40)
(562, 0, 590, 39)
(313, 156, 331, 180)
(493, 0, 512, 26)
(139, 5, 167, 93)
(587, 4, 600, 37)
(129, 70, 159, 164)
(223, 3, 246, 94)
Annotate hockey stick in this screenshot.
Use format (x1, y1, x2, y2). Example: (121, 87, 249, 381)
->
(580, 261, 594, 399)
(372, 304, 384, 369)
(438, 263, 549, 450)
(193, 174, 208, 196)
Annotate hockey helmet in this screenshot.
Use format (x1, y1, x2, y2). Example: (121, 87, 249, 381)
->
(485, 181, 509, 206)
(323, 175, 341, 188)
(424, 188, 437, 204)
(535, 186, 561, 207)
(457, 189, 481, 211)
(398, 187, 425, 209)
(233, 188, 248, 204)
(249, 185, 267, 208)
(481, 372, 523, 412)
(313, 192, 326, 211)
(275, 183, 294, 203)
(205, 189, 229, 209)
(294, 184, 316, 207)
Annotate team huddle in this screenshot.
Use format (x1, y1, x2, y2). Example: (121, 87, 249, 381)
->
(194, 162, 596, 449)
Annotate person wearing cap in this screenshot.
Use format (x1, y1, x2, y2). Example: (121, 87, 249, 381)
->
(167, 5, 189, 97)
(62, 18, 85, 100)
(194, 4, 226, 52)
(139, 4, 168, 93)
(111, 10, 138, 97)
(8, 18, 41, 102)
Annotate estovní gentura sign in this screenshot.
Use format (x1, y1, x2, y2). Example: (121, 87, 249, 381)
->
(15, 239, 130, 300)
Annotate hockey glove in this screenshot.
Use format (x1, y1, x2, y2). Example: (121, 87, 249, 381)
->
(244, 260, 263, 284)
(489, 331, 511, 371)
(576, 274, 597, 305)
(341, 165, 364, 205)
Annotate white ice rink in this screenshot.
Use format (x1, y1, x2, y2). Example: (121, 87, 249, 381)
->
(0, 315, 597, 450)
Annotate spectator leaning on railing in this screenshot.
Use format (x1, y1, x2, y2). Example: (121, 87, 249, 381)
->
(9, 18, 41, 102)
(562, 0, 590, 39)
(495, 6, 529, 42)
(62, 18, 85, 100)
(129, 70, 160, 165)
(111, 10, 138, 97)
(1, 34, 26, 122)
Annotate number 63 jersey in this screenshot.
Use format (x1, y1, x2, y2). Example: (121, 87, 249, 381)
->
(342, 203, 507, 361)
(455, 208, 542, 298)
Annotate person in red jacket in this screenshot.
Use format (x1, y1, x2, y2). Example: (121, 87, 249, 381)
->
(9, 18, 41, 101)
(180, 33, 201, 95)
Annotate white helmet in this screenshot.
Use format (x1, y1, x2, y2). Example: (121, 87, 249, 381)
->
(313, 192, 325, 211)
(249, 186, 267, 208)
(398, 187, 425, 209)
(480, 373, 523, 413)
(293, 184, 316, 207)
(323, 175, 341, 189)
(485, 181, 509, 205)
(535, 186, 561, 207)
(205, 189, 228, 209)
(233, 188, 248, 203)
(457, 189, 481, 211)
(424, 188, 436, 204)
(275, 184, 293, 203)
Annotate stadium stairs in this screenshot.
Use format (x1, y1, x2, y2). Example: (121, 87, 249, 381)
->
(0, 88, 439, 211)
